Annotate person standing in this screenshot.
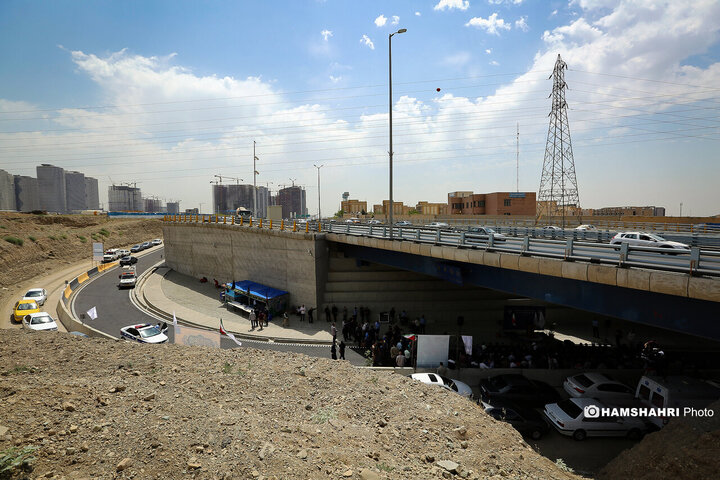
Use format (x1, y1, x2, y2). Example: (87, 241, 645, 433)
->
(249, 310, 257, 330)
(331, 341, 337, 360)
(436, 362, 448, 377)
(324, 305, 331, 322)
(339, 340, 346, 360)
(308, 306, 315, 323)
(419, 315, 426, 334)
(257, 311, 264, 331)
(331, 322, 337, 342)
(332, 304, 338, 322)
(592, 318, 599, 338)
(300, 304, 306, 322)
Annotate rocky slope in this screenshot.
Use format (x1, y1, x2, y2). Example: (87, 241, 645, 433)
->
(0, 329, 579, 480)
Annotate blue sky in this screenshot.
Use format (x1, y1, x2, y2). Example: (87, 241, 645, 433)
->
(1, 0, 719, 216)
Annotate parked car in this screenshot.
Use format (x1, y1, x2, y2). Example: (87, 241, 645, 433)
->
(130, 244, 143, 253)
(466, 226, 507, 241)
(544, 397, 648, 441)
(120, 323, 169, 344)
(574, 224, 597, 231)
(141, 242, 152, 249)
(22, 288, 47, 306)
(479, 374, 561, 408)
(563, 373, 635, 405)
(610, 232, 690, 251)
(482, 400, 551, 440)
(635, 375, 720, 429)
(117, 249, 130, 257)
(13, 299, 40, 323)
(119, 256, 138, 266)
(22, 312, 59, 332)
(410, 373, 473, 398)
(118, 271, 137, 289)
(151, 239, 163, 246)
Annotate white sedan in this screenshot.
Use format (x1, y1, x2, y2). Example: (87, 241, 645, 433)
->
(610, 232, 689, 251)
(544, 397, 647, 441)
(563, 373, 635, 405)
(410, 373, 473, 398)
(22, 312, 59, 331)
(120, 323, 169, 344)
(574, 224, 597, 231)
(22, 288, 47, 306)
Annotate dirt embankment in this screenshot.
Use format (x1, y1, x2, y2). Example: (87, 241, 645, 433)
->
(0, 212, 163, 304)
(0, 329, 581, 480)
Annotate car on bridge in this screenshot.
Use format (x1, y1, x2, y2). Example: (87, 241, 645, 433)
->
(22, 288, 47, 306)
(367, 219, 383, 225)
(394, 220, 413, 227)
(120, 323, 169, 344)
(610, 232, 690, 251)
(410, 373, 473, 398)
(466, 226, 507, 241)
(574, 224, 598, 231)
(13, 299, 40, 323)
(542, 225, 562, 232)
(118, 270, 137, 289)
(544, 397, 648, 441)
(22, 312, 59, 332)
(424, 222, 452, 230)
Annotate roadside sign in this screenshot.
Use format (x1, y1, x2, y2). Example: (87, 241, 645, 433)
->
(92, 242, 104, 261)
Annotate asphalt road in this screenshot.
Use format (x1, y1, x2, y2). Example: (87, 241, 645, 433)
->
(72, 248, 366, 364)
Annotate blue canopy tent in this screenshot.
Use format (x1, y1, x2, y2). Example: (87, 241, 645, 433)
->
(224, 280, 289, 316)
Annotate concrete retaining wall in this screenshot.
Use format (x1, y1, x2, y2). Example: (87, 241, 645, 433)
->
(162, 223, 325, 309)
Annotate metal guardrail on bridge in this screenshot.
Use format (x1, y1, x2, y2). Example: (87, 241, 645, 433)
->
(163, 214, 720, 278)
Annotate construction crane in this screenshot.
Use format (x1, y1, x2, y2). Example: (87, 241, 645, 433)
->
(119, 182, 141, 188)
(214, 174, 244, 184)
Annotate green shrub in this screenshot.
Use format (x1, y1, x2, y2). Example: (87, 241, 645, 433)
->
(3, 236, 23, 246)
(48, 235, 57, 241)
(0, 445, 39, 475)
(0, 225, 6, 229)
(28, 235, 37, 242)
(99, 228, 110, 237)
(60, 234, 67, 240)
(77, 235, 87, 242)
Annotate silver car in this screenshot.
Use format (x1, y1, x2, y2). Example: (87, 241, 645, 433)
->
(610, 232, 689, 251)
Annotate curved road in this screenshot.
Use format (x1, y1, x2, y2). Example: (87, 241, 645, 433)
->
(72, 247, 364, 363)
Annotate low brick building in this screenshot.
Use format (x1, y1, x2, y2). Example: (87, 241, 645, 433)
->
(449, 191, 536, 216)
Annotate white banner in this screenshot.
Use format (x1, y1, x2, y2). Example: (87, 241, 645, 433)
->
(86, 307, 98, 320)
(462, 335, 473, 356)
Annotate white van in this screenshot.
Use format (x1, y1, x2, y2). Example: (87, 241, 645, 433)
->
(635, 375, 720, 428)
(103, 248, 120, 263)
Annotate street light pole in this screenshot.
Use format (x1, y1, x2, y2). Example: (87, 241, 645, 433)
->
(388, 28, 406, 238)
(253, 141, 259, 218)
(314, 164, 324, 220)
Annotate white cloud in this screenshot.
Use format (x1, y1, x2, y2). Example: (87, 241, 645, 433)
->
(551, 9, 558, 16)
(542, 18, 602, 44)
(415, 11, 421, 16)
(515, 16, 529, 32)
(442, 52, 472, 67)
(360, 34, 375, 50)
(433, 0, 470, 12)
(489, 0, 524, 4)
(329, 75, 342, 83)
(489, 60, 500, 66)
(485, 48, 492, 54)
(374, 15, 387, 27)
(465, 13, 511, 35)
(391, 15, 400, 25)
(321, 29, 333, 41)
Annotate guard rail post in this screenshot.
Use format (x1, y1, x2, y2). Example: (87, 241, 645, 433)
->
(435, 229, 441, 244)
(293, 221, 297, 232)
(522, 236, 530, 254)
(690, 247, 700, 275)
(240, 216, 244, 226)
(619, 242, 629, 266)
(281, 220, 284, 231)
(215, 215, 218, 224)
(383, 226, 387, 237)
(231, 215, 235, 225)
(249, 217, 253, 227)
(259, 218, 263, 228)
(346, 224, 350, 234)
(565, 238, 574, 260)
(459, 231, 466, 246)
(416, 229, 421, 242)
(305, 222, 309, 233)
(269, 219, 272, 229)
(318, 222, 321, 232)
(488, 233, 495, 249)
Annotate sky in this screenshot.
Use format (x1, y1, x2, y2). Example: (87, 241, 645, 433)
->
(1, 0, 719, 217)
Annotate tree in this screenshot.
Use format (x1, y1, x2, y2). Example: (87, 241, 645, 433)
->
(334, 209, 345, 218)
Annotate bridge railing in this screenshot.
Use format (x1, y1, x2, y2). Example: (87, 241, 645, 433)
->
(162, 215, 720, 277)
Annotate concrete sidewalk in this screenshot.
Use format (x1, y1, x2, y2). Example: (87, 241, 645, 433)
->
(142, 267, 334, 344)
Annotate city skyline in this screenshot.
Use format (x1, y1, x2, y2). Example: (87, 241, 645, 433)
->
(1, 1, 719, 216)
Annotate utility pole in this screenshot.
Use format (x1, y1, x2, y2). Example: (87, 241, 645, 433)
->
(388, 27, 407, 237)
(680, 202, 683, 217)
(314, 165, 323, 220)
(253, 141, 259, 218)
(516, 122, 520, 193)
(537, 54, 580, 228)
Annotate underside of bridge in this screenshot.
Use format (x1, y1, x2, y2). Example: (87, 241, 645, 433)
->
(332, 242, 720, 343)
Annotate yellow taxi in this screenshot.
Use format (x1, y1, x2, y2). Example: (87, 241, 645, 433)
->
(13, 299, 40, 323)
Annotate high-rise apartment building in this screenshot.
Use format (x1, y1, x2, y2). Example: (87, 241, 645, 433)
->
(108, 185, 142, 211)
(166, 202, 180, 214)
(65, 171, 86, 212)
(212, 184, 271, 217)
(0, 169, 16, 211)
(13, 176, 39, 212)
(276, 186, 306, 218)
(85, 177, 99, 210)
(36, 164, 67, 213)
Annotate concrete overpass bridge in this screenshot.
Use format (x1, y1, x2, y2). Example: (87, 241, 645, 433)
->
(161, 216, 720, 341)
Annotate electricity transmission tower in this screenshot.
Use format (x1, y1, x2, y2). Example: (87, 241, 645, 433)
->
(536, 54, 580, 228)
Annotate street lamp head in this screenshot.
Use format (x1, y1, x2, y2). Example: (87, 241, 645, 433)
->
(397, 28, 407, 34)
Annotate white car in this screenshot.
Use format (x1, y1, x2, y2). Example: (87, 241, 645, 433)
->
(151, 239, 163, 246)
(103, 249, 120, 262)
(394, 221, 413, 227)
(466, 226, 507, 241)
(410, 373, 473, 398)
(120, 323, 169, 344)
(563, 373, 635, 405)
(544, 397, 647, 441)
(117, 249, 130, 257)
(574, 224, 597, 231)
(22, 288, 47, 306)
(610, 232, 690, 251)
(367, 219, 383, 225)
(424, 222, 451, 229)
(344, 218, 360, 224)
(118, 271, 137, 289)
(22, 312, 59, 332)
(542, 226, 562, 232)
